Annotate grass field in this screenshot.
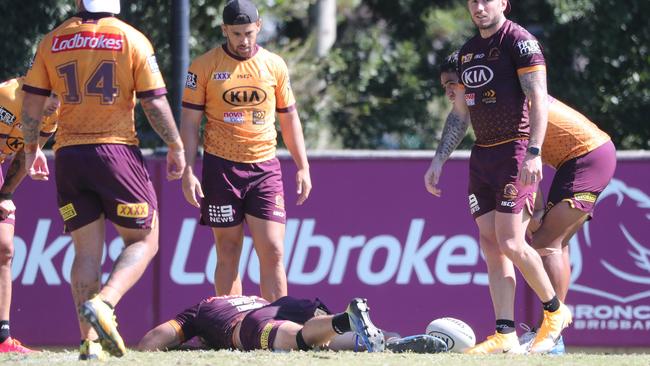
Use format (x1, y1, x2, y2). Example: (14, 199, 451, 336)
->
(2, 349, 650, 366)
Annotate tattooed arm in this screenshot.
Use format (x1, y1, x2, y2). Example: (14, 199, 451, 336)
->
(140, 95, 186, 180)
(0, 134, 53, 218)
(424, 89, 471, 196)
(518, 70, 548, 185)
(21, 92, 49, 180)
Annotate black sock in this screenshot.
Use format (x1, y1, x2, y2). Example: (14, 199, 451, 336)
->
(495, 319, 515, 334)
(542, 296, 560, 312)
(0, 320, 10, 343)
(332, 313, 351, 334)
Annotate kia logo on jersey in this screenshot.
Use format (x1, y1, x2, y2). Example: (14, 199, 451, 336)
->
(222, 86, 267, 107)
(461, 65, 494, 88)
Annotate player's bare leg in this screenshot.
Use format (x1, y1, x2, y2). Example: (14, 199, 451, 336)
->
(466, 211, 519, 354)
(273, 318, 336, 350)
(531, 202, 587, 302)
(476, 211, 516, 321)
(101, 218, 160, 306)
(0, 222, 33, 353)
(246, 214, 287, 301)
(493, 211, 572, 353)
(75, 215, 159, 357)
(69, 217, 105, 341)
(211, 224, 244, 296)
(495, 211, 555, 300)
(0, 223, 14, 322)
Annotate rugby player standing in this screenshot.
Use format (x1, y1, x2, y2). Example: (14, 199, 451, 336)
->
(21, 0, 185, 360)
(433, 52, 616, 354)
(180, 0, 311, 301)
(423, 0, 571, 354)
(0, 78, 58, 354)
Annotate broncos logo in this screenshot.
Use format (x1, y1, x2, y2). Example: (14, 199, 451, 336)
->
(569, 178, 650, 303)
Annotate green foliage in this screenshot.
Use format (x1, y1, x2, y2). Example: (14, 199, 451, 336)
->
(1, 0, 648, 149)
(0, 1, 74, 79)
(545, 0, 650, 149)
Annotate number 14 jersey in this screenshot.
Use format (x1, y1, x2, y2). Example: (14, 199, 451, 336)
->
(24, 12, 166, 150)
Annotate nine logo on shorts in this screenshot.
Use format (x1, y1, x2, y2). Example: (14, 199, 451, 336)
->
(208, 204, 234, 223)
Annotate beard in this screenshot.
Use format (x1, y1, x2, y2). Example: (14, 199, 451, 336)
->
(472, 15, 502, 31)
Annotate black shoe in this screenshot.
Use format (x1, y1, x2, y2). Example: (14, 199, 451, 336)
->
(387, 334, 448, 353)
(346, 298, 385, 352)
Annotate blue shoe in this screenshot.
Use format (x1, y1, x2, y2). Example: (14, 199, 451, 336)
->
(346, 298, 385, 352)
(548, 336, 565, 355)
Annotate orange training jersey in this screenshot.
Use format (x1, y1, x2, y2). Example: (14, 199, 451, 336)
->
(0, 78, 57, 164)
(23, 12, 166, 150)
(182, 44, 296, 163)
(542, 96, 611, 168)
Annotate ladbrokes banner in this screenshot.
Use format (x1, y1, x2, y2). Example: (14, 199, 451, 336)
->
(9, 154, 650, 347)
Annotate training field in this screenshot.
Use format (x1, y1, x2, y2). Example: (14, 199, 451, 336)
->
(2, 350, 650, 366)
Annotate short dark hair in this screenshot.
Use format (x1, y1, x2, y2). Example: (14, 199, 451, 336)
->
(439, 51, 459, 75)
(223, 0, 259, 25)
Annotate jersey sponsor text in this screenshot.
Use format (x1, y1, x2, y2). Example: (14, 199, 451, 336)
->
(51, 32, 124, 53)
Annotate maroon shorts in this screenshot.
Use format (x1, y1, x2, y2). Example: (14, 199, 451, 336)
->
(239, 296, 330, 351)
(0, 170, 15, 226)
(200, 153, 286, 227)
(54, 144, 158, 232)
(547, 140, 616, 216)
(468, 140, 537, 219)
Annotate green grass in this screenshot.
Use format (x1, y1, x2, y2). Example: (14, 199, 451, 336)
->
(2, 350, 650, 366)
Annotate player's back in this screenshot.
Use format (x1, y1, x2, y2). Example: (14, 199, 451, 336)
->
(542, 96, 611, 168)
(175, 295, 268, 350)
(24, 12, 165, 150)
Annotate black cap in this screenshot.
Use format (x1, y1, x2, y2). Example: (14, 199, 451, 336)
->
(223, 0, 259, 25)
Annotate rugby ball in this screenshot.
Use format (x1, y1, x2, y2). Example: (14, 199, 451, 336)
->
(425, 317, 476, 353)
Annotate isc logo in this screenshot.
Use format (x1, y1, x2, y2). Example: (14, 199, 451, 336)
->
(222, 86, 267, 107)
(461, 65, 494, 88)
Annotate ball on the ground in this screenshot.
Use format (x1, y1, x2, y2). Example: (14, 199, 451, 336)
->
(425, 317, 476, 353)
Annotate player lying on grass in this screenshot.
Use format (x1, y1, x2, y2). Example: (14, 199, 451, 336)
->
(138, 295, 446, 353)
(138, 295, 385, 352)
